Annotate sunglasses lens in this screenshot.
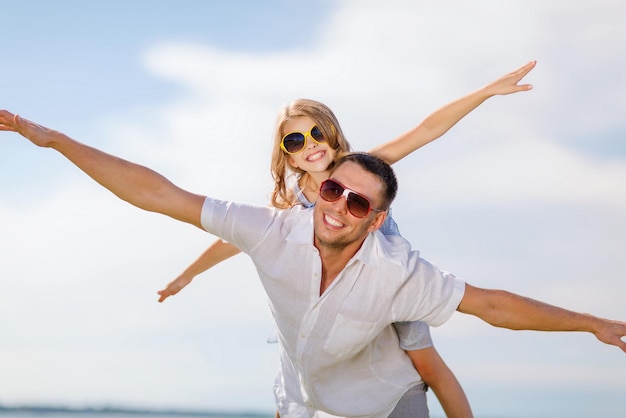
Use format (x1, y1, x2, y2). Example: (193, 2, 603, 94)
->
(320, 180, 372, 218)
(310, 126, 325, 142)
(320, 180, 343, 202)
(346, 194, 370, 218)
(282, 133, 306, 154)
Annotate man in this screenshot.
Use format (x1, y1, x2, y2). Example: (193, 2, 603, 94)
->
(1, 110, 625, 418)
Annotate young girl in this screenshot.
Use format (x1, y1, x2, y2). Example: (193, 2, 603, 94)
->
(158, 61, 536, 417)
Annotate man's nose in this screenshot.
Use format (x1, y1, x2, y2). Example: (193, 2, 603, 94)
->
(331, 194, 349, 215)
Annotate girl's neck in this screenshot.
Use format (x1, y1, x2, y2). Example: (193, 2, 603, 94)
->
(299, 170, 330, 202)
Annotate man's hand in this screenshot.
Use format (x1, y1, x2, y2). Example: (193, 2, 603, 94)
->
(0, 109, 18, 132)
(592, 317, 626, 353)
(0, 110, 58, 147)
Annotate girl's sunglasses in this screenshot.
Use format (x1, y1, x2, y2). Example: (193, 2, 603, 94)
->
(319, 179, 385, 218)
(280, 125, 326, 154)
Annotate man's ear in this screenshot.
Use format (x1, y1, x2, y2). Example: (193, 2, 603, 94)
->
(367, 211, 387, 232)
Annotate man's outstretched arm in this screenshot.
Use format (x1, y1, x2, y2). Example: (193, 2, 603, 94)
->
(458, 283, 626, 352)
(0, 110, 205, 228)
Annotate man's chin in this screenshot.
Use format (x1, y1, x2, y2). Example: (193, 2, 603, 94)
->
(314, 232, 347, 249)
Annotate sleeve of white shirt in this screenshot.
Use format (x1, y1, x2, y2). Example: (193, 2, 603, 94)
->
(395, 253, 466, 327)
(199, 196, 277, 254)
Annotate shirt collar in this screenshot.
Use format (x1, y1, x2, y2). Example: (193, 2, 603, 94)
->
(286, 210, 381, 264)
(352, 232, 383, 267)
(355, 231, 410, 269)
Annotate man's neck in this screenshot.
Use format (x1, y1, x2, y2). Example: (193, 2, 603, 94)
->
(316, 238, 365, 295)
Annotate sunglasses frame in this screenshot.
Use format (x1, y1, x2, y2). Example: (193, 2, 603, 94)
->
(319, 179, 385, 218)
(280, 125, 326, 155)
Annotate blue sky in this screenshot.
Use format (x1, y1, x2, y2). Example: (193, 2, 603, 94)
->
(1, 1, 626, 417)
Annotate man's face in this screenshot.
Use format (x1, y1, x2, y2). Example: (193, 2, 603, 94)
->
(313, 161, 387, 251)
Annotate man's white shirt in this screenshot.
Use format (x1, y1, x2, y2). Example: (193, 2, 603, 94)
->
(201, 198, 465, 417)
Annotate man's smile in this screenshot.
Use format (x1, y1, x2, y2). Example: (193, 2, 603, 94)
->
(323, 213, 344, 228)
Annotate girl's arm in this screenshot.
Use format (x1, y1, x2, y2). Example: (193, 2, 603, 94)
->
(407, 347, 473, 418)
(369, 61, 536, 165)
(157, 239, 241, 302)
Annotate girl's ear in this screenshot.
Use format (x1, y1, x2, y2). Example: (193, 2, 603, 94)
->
(288, 156, 299, 169)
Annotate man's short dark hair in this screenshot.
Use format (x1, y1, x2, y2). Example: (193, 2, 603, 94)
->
(331, 152, 398, 210)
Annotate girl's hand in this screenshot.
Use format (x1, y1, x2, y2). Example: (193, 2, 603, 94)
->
(484, 60, 537, 96)
(157, 274, 194, 303)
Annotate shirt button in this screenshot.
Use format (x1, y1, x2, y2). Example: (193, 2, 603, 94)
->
(300, 334, 306, 338)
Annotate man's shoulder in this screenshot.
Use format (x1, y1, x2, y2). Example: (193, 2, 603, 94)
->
(275, 205, 314, 243)
(365, 231, 418, 269)
(376, 230, 415, 253)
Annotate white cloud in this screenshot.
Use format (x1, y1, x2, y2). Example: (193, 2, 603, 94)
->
(404, 135, 626, 207)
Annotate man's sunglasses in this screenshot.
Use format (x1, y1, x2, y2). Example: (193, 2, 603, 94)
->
(280, 125, 326, 154)
(319, 179, 385, 218)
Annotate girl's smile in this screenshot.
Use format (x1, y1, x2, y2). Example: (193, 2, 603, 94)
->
(305, 149, 327, 163)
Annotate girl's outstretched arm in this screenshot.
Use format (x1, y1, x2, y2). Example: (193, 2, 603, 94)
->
(157, 239, 241, 302)
(407, 347, 473, 418)
(369, 60, 536, 165)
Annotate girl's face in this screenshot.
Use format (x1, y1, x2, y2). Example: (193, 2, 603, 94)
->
(283, 116, 336, 174)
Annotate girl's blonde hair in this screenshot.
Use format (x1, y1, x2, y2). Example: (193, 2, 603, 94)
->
(270, 99, 352, 208)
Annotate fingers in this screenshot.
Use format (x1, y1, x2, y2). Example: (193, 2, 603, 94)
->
(0, 113, 36, 137)
(617, 327, 626, 353)
(518, 60, 537, 74)
(510, 60, 536, 76)
(596, 322, 626, 353)
(485, 61, 537, 96)
(0, 109, 16, 120)
(157, 290, 172, 303)
(157, 283, 183, 303)
(511, 60, 537, 82)
(0, 110, 18, 131)
(157, 287, 176, 302)
(612, 334, 626, 353)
